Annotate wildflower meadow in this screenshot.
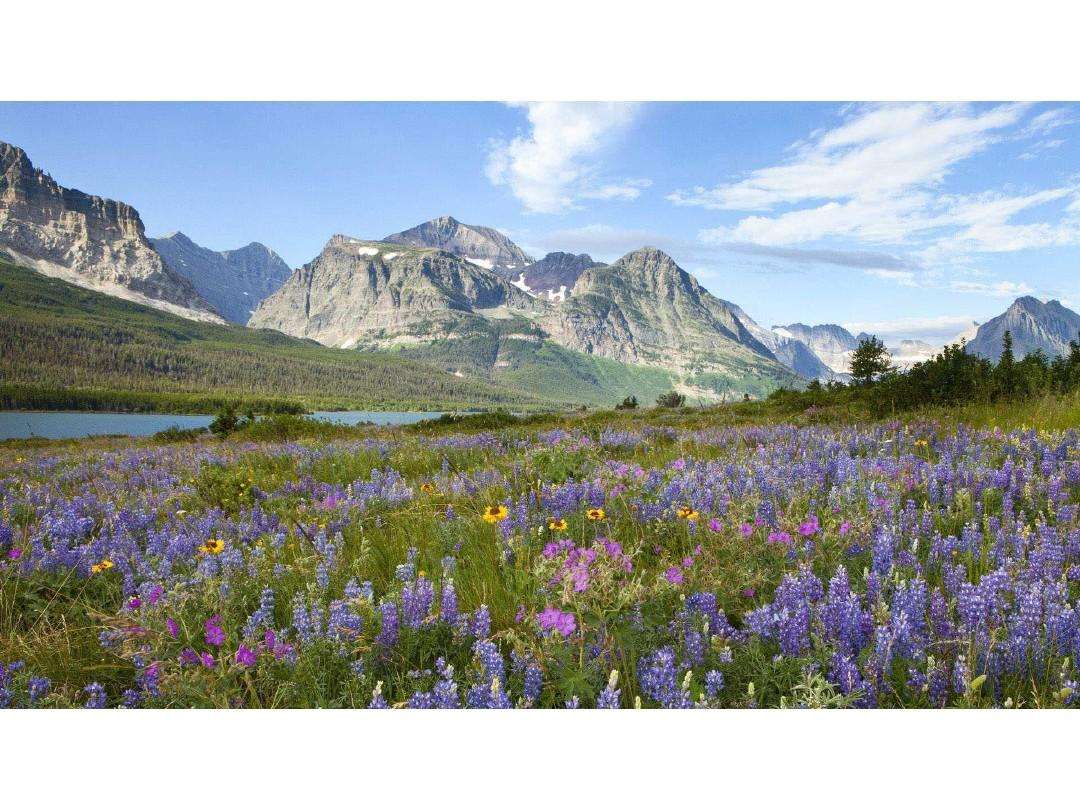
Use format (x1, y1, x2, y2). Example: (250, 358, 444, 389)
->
(2, 405, 1078, 709)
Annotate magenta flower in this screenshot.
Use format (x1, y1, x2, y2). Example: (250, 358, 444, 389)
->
(7, 548, 22, 560)
(741, 587, 756, 599)
(203, 615, 225, 647)
(179, 647, 199, 666)
(166, 617, 179, 638)
(739, 522, 753, 537)
(798, 516, 820, 537)
(128, 596, 141, 610)
(682, 556, 694, 568)
(664, 566, 684, 585)
(200, 652, 216, 668)
(235, 645, 257, 667)
(147, 584, 163, 605)
(538, 606, 576, 637)
(839, 521, 852, 536)
(709, 518, 724, 532)
(768, 530, 793, 545)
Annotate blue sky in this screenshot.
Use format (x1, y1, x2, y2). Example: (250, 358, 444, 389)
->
(2, 101, 1077, 343)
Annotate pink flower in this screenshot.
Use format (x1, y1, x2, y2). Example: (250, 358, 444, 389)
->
(671, 458, 687, 471)
(7, 548, 23, 560)
(739, 522, 753, 537)
(682, 557, 694, 568)
(538, 605, 576, 637)
(128, 596, 141, 610)
(200, 652, 216, 668)
(839, 521, 851, 536)
(235, 645, 257, 667)
(768, 531, 793, 545)
(709, 518, 724, 532)
(166, 617, 179, 638)
(798, 516, 820, 537)
(741, 587, 756, 599)
(664, 566, 684, 585)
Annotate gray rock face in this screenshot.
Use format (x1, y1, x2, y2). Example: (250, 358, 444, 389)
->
(0, 141, 221, 322)
(510, 252, 601, 302)
(773, 322, 859, 374)
(967, 296, 1080, 360)
(541, 247, 787, 376)
(151, 231, 291, 324)
(248, 235, 546, 348)
(383, 215, 532, 276)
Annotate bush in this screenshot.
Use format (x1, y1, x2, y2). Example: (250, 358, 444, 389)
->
(655, 392, 686, 408)
(615, 395, 638, 410)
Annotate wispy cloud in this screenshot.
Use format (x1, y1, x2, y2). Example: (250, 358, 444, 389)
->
(485, 103, 645, 214)
(673, 102, 1080, 299)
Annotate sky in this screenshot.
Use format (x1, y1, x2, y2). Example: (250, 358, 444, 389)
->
(2, 101, 1078, 344)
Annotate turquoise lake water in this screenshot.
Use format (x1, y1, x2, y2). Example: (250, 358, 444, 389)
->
(0, 410, 443, 440)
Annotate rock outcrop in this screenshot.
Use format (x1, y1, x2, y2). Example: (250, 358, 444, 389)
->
(966, 296, 1080, 360)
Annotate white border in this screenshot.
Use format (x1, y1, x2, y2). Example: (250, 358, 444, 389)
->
(3, 0, 1079, 100)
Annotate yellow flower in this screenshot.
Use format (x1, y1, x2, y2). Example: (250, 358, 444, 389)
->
(586, 508, 606, 521)
(676, 505, 694, 519)
(548, 518, 568, 531)
(201, 538, 225, 555)
(420, 482, 436, 494)
(483, 505, 509, 523)
(91, 559, 114, 574)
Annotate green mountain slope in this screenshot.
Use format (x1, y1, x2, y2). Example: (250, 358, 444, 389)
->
(0, 259, 553, 412)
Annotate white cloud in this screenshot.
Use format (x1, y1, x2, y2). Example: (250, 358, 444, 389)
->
(865, 268, 917, 286)
(669, 102, 1028, 214)
(947, 279, 1034, 297)
(485, 102, 644, 214)
(842, 313, 979, 342)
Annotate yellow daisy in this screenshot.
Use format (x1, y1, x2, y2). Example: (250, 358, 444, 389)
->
(91, 559, 114, 574)
(483, 505, 509, 523)
(201, 538, 225, 555)
(586, 508, 606, 521)
(548, 518, 568, 531)
(420, 482, 437, 494)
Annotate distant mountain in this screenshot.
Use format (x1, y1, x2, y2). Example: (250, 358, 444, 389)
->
(511, 252, 601, 302)
(966, 296, 1080, 360)
(383, 215, 532, 277)
(887, 339, 938, 370)
(249, 236, 543, 349)
(542, 247, 801, 397)
(723, 305, 838, 381)
(151, 232, 291, 324)
(773, 322, 859, 375)
(0, 141, 220, 322)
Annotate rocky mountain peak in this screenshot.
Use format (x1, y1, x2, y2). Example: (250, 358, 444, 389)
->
(0, 140, 220, 322)
(383, 216, 532, 276)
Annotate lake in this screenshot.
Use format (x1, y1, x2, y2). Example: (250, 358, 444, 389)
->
(0, 410, 444, 440)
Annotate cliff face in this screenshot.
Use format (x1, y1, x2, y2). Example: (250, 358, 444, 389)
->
(248, 235, 546, 348)
(152, 232, 291, 324)
(0, 141, 220, 322)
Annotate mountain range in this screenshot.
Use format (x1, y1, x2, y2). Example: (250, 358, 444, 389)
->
(151, 232, 291, 324)
(2, 140, 1078, 409)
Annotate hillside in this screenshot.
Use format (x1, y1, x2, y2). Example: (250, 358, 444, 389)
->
(0, 258, 553, 412)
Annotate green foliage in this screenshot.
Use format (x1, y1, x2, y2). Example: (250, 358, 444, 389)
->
(849, 335, 892, 385)
(615, 395, 638, 410)
(656, 391, 686, 408)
